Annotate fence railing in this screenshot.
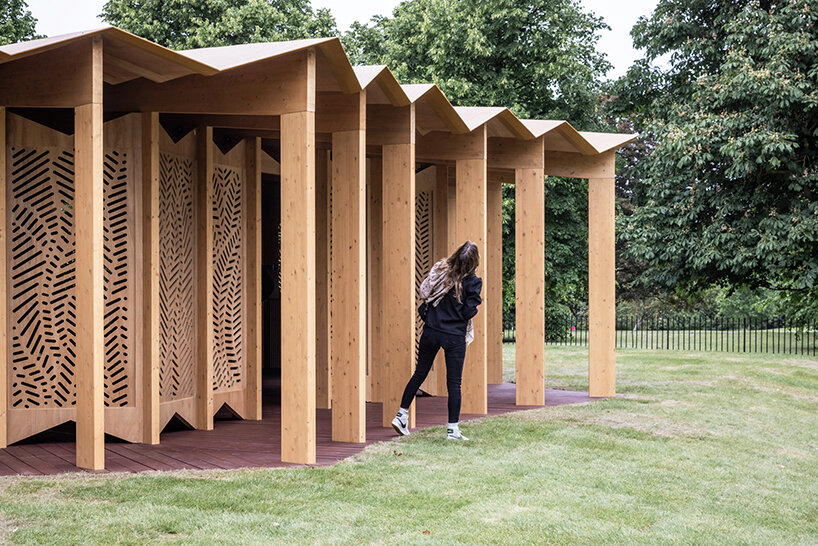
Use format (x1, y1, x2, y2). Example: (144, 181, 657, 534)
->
(502, 315, 818, 356)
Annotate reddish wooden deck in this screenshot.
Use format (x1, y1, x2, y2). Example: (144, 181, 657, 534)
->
(0, 381, 594, 475)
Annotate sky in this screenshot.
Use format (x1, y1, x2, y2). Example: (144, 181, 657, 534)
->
(25, 0, 658, 79)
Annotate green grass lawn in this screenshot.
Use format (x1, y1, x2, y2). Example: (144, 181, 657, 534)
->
(1, 346, 817, 545)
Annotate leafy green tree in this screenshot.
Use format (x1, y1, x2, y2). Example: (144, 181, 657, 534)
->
(345, 0, 612, 331)
(614, 0, 818, 319)
(0, 0, 41, 45)
(100, 0, 337, 49)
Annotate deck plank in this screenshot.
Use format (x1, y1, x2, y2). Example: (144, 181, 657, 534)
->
(0, 383, 594, 475)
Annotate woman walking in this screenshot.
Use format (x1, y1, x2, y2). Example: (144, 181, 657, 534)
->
(392, 241, 483, 440)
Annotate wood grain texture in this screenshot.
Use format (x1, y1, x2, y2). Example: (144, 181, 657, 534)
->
(544, 150, 614, 179)
(195, 126, 214, 430)
(515, 168, 545, 405)
(381, 142, 416, 428)
(456, 153, 488, 415)
(487, 179, 504, 385)
(0, 107, 5, 449)
(141, 112, 160, 444)
(244, 137, 262, 420)
(315, 149, 331, 410)
(280, 110, 317, 464)
(106, 52, 311, 115)
(588, 176, 616, 397)
(330, 127, 367, 443)
(74, 36, 104, 470)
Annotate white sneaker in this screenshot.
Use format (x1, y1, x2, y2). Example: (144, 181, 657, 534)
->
(446, 427, 469, 441)
(391, 412, 410, 436)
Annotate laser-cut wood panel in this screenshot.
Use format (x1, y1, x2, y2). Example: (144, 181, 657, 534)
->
(157, 128, 199, 430)
(158, 151, 196, 402)
(414, 189, 433, 354)
(5, 113, 139, 443)
(211, 164, 244, 393)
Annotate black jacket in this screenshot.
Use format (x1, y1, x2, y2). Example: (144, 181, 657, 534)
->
(423, 274, 483, 337)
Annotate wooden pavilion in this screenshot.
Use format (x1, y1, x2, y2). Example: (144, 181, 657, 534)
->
(0, 27, 635, 470)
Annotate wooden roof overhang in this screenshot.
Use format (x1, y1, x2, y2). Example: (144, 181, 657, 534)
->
(0, 27, 217, 108)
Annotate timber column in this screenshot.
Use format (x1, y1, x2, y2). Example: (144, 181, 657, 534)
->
(195, 125, 215, 430)
(455, 127, 489, 415)
(370, 104, 417, 428)
(0, 107, 6, 449)
(487, 136, 546, 405)
(588, 154, 616, 397)
(321, 90, 368, 443)
(281, 49, 318, 464)
(74, 36, 105, 469)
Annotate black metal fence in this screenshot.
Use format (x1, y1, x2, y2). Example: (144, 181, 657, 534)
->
(502, 315, 818, 356)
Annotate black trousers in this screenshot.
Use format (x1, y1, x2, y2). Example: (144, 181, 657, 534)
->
(399, 326, 467, 423)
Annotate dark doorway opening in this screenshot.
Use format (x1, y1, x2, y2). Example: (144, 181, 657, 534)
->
(261, 173, 282, 406)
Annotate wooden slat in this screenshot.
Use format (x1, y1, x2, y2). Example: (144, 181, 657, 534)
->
(142, 112, 160, 443)
(245, 137, 263, 420)
(515, 167, 545, 405)
(589, 175, 616, 397)
(456, 145, 488, 415)
(74, 37, 105, 470)
(0, 106, 5, 449)
(315, 149, 331, 410)
(280, 110, 317, 464)
(487, 179, 504, 385)
(367, 157, 383, 403)
(381, 141, 416, 428)
(330, 127, 367, 443)
(196, 126, 214, 430)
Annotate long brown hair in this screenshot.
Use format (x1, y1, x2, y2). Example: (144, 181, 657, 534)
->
(443, 241, 479, 301)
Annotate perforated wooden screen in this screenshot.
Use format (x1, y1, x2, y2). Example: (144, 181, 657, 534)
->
(5, 113, 140, 443)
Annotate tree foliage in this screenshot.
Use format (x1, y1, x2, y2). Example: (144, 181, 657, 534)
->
(0, 0, 41, 45)
(344, 0, 610, 125)
(613, 0, 818, 318)
(100, 0, 336, 49)
(345, 0, 612, 328)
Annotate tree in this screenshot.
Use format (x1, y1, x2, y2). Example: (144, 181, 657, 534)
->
(345, 0, 612, 331)
(0, 0, 41, 45)
(100, 0, 337, 50)
(614, 0, 818, 319)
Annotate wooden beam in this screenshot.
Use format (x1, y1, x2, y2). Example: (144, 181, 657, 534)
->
(455, 126, 488, 415)
(0, 107, 6, 449)
(141, 112, 160, 444)
(281, 110, 317, 463)
(381, 104, 416, 428)
(317, 91, 366, 133)
(75, 36, 104, 470)
(106, 51, 311, 115)
(488, 137, 545, 170)
(487, 179, 504, 385)
(515, 167, 546, 405)
(589, 175, 616, 397)
(0, 39, 98, 107)
(366, 105, 413, 146)
(195, 125, 215, 430)
(329, 99, 367, 443)
(367, 157, 384, 403)
(315, 148, 331, 410)
(416, 130, 485, 163)
(245, 137, 263, 420)
(544, 150, 614, 179)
